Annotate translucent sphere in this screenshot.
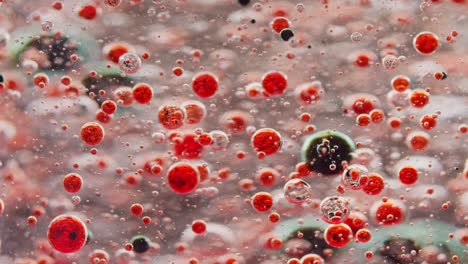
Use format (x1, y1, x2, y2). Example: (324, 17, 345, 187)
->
(283, 179, 312, 204)
(118, 53, 141, 74)
(342, 164, 368, 190)
(320, 196, 350, 224)
(209, 130, 230, 150)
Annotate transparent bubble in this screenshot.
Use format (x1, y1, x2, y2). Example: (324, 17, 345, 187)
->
(104, 0, 123, 7)
(342, 164, 369, 190)
(320, 196, 350, 224)
(382, 55, 399, 70)
(118, 53, 142, 74)
(350, 32, 363, 42)
(41, 21, 54, 32)
(209, 130, 230, 150)
(283, 179, 312, 204)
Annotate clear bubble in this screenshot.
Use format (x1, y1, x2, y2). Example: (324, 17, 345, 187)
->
(350, 32, 363, 42)
(118, 53, 142, 74)
(283, 179, 312, 204)
(209, 130, 230, 150)
(342, 164, 368, 190)
(320, 196, 350, 224)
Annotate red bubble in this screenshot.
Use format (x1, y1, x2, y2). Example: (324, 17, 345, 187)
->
(256, 168, 278, 187)
(399, 166, 418, 185)
(132, 83, 153, 104)
(104, 43, 130, 64)
(167, 163, 200, 194)
(391, 75, 411, 92)
(158, 105, 185, 130)
(271, 17, 290, 33)
(191, 220, 207, 234)
(410, 89, 430, 108)
(373, 200, 405, 226)
(413, 32, 439, 55)
(324, 223, 353, 248)
(356, 228, 371, 243)
(261, 71, 288, 96)
(80, 122, 104, 146)
(63, 173, 83, 193)
(251, 192, 273, 212)
(47, 215, 87, 253)
(192, 72, 219, 98)
(79, 5, 98, 20)
(173, 133, 203, 160)
(352, 97, 374, 115)
(130, 203, 143, 217)
(251, 128, 282, 155)
(420, 115, 437, 130)
(362, 173, 384, 195)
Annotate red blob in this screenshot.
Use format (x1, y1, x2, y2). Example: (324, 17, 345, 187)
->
(80, 122, 104, 146)
(413, 32, 439, 55)
(79, 5, 97, 20)
(174, 133, 203, 160)
(352, 97, 374, 115)
(63, 173, 83, 193)
(167, 163, 200, 194)
(106, 44, 129, 64)
(47, 215, 87, 253)
(324, 223, 353, 248)
(373, 200, 405, 226)
(132, 83, 153, 104)
(399, 166, 418, 185)
(300, 253, 324, 264)
(271, 17, 290, 33)
(344, 212, 368, 235)
(192, 73, 219, 98)
(251, 128, 282, 155)
(262, 71, 288, 96)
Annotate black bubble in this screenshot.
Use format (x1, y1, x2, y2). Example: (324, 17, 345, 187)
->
(301, 130, 356, 176)
(251, 19, 256, 24)
(131, 235, 151, 253)
(280, 28, 294, 41)
(238, 0, 250, 6)
(0, 74, 4, 83)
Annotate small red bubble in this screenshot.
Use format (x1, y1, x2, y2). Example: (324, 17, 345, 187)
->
(80, 122, 104, 146)
(262, 71, 288, 96)
(251, 128, 282, 155)
(271, 17, 290, 33)
(192, 72, 219, 98)
(356, 228, 372, 243)
(158, 105, 185, 130)
(399, 166, 418, 185)
(251, 192, 273, 212)
(132, 83, 153, 104)
(130, 203, 143, 217)
(63, 173, 83, 193)
(373, 200, 405, 226)
(79, 5, 98, 20)
(191, 220, 207, 234)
